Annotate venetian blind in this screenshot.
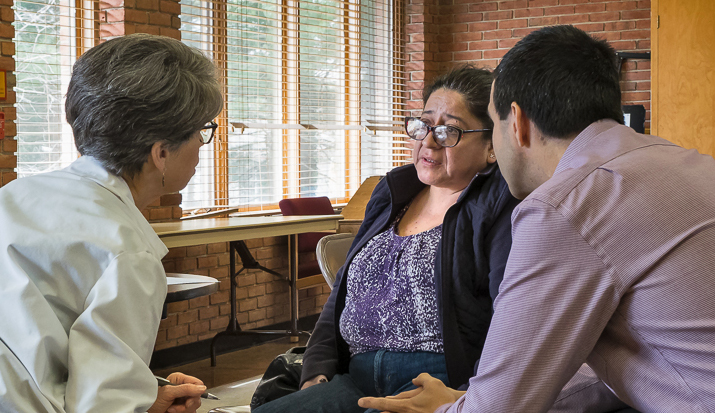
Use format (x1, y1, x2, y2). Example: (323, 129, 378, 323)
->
(179, 0, 408, 212)
(13, 0, 98, 177)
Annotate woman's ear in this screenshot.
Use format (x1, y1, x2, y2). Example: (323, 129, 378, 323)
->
(486, 140, 496, 164)
(150, 141, 169, 174)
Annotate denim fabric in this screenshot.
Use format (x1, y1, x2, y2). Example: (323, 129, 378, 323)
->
(252, 351, 448, 413)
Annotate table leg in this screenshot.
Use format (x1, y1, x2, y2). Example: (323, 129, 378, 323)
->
(288, 233, 299, 342)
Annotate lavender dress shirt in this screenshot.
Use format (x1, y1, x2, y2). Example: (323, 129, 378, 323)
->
(437, 120, 715, 413)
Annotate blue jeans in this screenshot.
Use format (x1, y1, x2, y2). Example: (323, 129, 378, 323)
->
(252, 350, 449, 413)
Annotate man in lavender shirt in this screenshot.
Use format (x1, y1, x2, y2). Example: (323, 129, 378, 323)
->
(360, 25, 715, 413)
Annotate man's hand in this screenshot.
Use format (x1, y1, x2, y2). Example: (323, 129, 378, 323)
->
(358, 373, 465, 413)
(301, 374, 328, 390)
(148, 372, 207, 413)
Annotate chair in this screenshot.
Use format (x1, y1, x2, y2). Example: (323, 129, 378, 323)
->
(316, 233, 355, 289)
(278, 197, 336, 290)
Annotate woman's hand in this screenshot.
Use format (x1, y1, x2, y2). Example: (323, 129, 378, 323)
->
(300, 374, 328, 390)
(148, 372, 207, 413)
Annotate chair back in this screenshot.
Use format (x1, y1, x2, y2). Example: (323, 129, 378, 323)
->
(278, 197, 335, 253)
(316, 233, 355, 288)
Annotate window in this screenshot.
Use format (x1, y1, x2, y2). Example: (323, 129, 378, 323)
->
(13, 0, 97, 177)
(180, 0, 407, 212)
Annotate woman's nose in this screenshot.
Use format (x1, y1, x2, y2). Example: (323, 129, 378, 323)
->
(422, 129, 442, 149)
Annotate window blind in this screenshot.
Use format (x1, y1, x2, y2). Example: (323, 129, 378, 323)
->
(13, 0, 98, 177)
(180, 0, 408, 212)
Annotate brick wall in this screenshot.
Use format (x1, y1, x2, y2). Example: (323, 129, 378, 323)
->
(156, 238, 330, 350)
(0, 0, 15, 187)
(405, 0, 652, 129)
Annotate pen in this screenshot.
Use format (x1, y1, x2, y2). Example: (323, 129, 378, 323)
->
(156, 376, 220, 400)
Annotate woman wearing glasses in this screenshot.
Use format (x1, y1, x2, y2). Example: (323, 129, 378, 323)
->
(0, 34, 221, 413)
(254, 66, 518, 413)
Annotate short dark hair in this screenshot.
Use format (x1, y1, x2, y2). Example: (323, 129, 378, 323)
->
(493, 25, 623, 139)
(423, 65, 493, 140)
(66, 34, 223, 177)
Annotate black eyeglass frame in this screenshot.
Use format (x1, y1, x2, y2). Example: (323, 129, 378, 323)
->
(200, 121, 218, 144)
(404, 116, 492, 148)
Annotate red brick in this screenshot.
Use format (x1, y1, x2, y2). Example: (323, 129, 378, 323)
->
(125, 8, 148, 23)
(0, 56, 13, 71)
(620, 29, 649, 40)
(248, 284, 266, 297)
(189, 320, 210, 334)
(209, 265, 229, 279)
(621, 10, 649, 20)
(2, 138, 16, 152)
(210, 316, 229, 330)
(454, 13, 485, 23)
(249, 308, 266, 322)
(167, 324, 189, 340)
(468, 21, 498, 32)
(558, 14, 588, 25)
(484, 10, 512, 21)
(574, 3, 605, 14)
(604, 21, 636, 31)
(1, 7, 13, 22)
(573, 22, 606, 33)
(456, 31, 484, 42)
(160, 193, 182, 206)
(498, 0, 527, 10)
(468, 40, 498, 50)
(197, 255, 218, 268)
(514, 8, 544, 18)
(99, 0, 123, 7)
(483, 49, 508, 59)
(608, 39, 636, 50)
(135, 24, 161, 35)
(528, 16, 558, 27)
(467, 2, 498, 12)
(136, 0, 159, 10)
(199, 305, 219, 320)
(498, 18, 527, 29)
(453, 50, 483, 61)
(159, 0, 180, 14)
(189, 295, 210, 308)
(1, 172, 17, 186)
(543, 5, 574, 16)
(177, 309, 199, 325)
(0, 153, 16, 169)
(210, 290, 229, 304)
(239, 297, 257, 312)
(606, 1, 638, 11)
(498, 37, 520, 48)
(527, 0, 557, 6)
(186, 245, 206, 257)
(176, 258, 198, 272)
(588, 11, 621, 23)
(100, 22, 126, 38)
(483, 29, 513, 39)
(166, 301, 188, 313)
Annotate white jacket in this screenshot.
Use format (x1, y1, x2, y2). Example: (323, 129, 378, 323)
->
(0, 156, 168, 412)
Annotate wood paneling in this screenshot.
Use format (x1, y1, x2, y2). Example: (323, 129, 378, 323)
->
(652, 0, 715, 157)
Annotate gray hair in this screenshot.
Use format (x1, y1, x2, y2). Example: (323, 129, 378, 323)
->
(66, 33, 223, 177)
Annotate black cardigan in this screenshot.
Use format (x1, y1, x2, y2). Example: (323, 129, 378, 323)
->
(300, 163, 519, 389)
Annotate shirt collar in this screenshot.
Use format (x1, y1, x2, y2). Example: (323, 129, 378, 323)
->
(65, 156, 169, 259)
(554, 119, 621, 175)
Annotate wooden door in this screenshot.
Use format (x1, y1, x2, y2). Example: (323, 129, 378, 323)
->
(651, 0, 715, 157)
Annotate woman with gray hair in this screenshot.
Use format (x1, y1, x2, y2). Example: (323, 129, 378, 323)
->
(0, 34, 222, 413)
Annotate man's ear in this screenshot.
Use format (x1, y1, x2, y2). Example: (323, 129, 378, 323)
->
(150, 141, 169, 174)
(510, 102, 532, 149)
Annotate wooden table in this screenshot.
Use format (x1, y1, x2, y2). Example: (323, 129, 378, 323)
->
(152, 215, 341, 365)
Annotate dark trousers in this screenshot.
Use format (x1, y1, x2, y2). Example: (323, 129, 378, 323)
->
(253, 350, 449, 413)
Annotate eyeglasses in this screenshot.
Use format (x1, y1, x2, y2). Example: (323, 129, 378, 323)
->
(199, 121, 218, 144)
(404, 117, 491, 148)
